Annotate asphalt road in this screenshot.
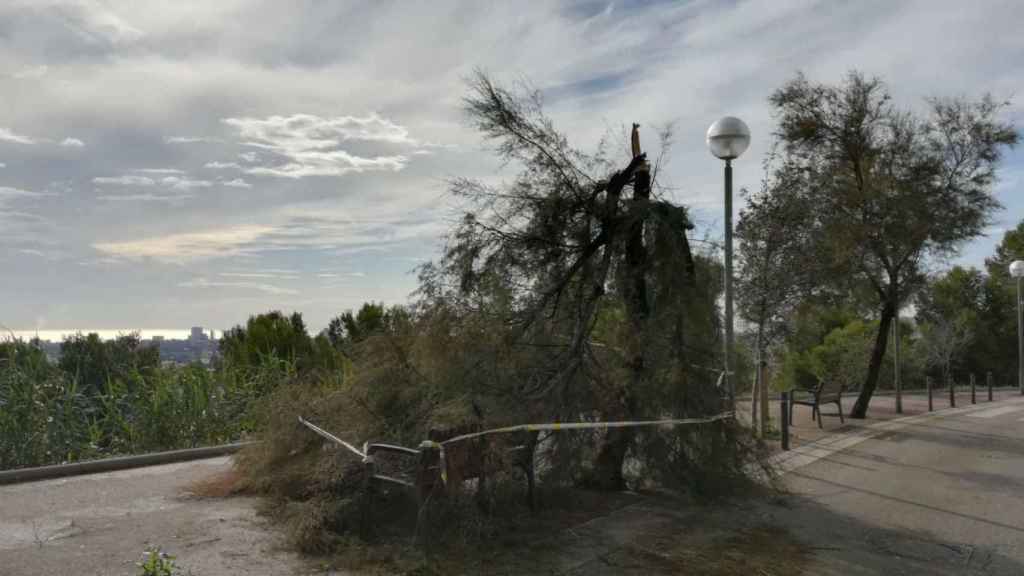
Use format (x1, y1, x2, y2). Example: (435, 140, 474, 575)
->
(776, 395, 1024, 575)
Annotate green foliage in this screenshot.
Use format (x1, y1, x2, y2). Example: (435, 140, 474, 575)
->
(768, 71, 1017, 416)
(137, 547, 185, 576)
(220, 310, 345, 378)
(0, 337, 287, 470)
(325, 302, 393, 353)
(58, 332, 158, 397)
(238, 74, 770, 556)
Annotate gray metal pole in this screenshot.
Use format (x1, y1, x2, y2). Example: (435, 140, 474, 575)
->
(971, 373, 976, 404)
(780, 391, 790, 451)
(1018, 276, 1023, 395)
(894, 313, 902, 414)
(949, 373, 956, 407)
(927, 376, 933, 412)
(988, 371, 994, 402)
(724, 159, 735, 408)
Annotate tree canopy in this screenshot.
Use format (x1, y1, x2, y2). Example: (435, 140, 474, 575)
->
(767, 71, 1017, 417)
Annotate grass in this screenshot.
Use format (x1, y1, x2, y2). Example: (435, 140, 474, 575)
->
(0, 342, 288, 470)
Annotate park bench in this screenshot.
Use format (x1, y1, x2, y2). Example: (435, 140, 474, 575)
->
(789, 379, 845, 428)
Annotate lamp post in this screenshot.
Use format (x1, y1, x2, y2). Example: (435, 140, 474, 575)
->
(706, 117, 750, 408)
(1011, 260, 1024, 395)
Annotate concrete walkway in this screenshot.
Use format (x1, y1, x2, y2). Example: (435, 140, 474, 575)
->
(0, 457, 312, 576)
(768, 389, 1024, 574)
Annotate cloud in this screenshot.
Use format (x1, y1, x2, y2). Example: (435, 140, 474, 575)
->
(179, 277, 298, 295)
(92, 225, 276, 263)
(161, 176, 212, 190)
(220, 113, 414, 178)
(0, 163, 5, 168)
(60, 137, 85, 147)
(0, 186, 53, 201)
(93, 173, 212, 191)
(12, 65, 48, 79)
(222, 178, 252, 188)
(219, 270, 299, 280)
(93, 175, 156, 186)
(133, 168, 184, 174)
(0, 128, 35, 145)
(166, 136, 213, 144)
(205, 161, 242, 169)
(96, 193, 194, 202)
(239, 152, 258, 163)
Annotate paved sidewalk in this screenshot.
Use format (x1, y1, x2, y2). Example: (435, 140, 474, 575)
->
(739, 386, 1023, 447)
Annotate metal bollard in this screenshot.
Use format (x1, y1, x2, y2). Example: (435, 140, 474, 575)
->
(927, 376, 933, 412)
(971, 373, 976, 404)
(988, 371, 994, 402)
(780, 391, 790, 451)
(360, 455, 376, 540)
(949, 375, 956, 408)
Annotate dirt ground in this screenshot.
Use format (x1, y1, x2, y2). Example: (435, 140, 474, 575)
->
(0, 455, 810, 576)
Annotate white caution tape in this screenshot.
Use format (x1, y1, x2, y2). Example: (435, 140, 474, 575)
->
(297, 416, 367, 460)
(440, 412, 735, 446)
(301, 411, 735, 487)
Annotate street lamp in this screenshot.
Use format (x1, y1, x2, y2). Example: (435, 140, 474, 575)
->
(707, 116, 751, 407)
(1011, 260, 1024, 395)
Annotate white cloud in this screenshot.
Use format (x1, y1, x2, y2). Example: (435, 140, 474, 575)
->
(161, 176, 212, 190)
(219, 271, 299, 280)
(93, 175, 156, 186)
(133, 168, 184, 174)
(0, 186, 53, 201)
(166, 136, 213, 144)
(0, 163, 5, 168)
(205, 161, 241, 169)
(220, 113, 414, 178)
(222, 178, 252, 188)
(60, 137, 85, 147)
(179, 277, 298, 295)
(92, 225, 276, 263)
(238, 151, 258, 163)
(12, 65, 48, 79)
(0, 128, 35, 145)
(96, 193, 194, 202)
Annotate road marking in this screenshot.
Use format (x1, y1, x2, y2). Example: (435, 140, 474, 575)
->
(967, 405, 1024, 419)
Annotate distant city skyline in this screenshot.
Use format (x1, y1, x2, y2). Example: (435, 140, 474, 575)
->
(6, 328, 221, 342)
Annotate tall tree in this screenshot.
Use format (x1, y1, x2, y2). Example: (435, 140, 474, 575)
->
(324, 302, 389, 356)
(423, 72, 708, 489)
(769, 71, 1017, 417)
(58, 332, 158, 395)
(220, 311, 341, 375)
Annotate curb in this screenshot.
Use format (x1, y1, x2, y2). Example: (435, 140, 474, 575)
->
(0, 442, 255, 486)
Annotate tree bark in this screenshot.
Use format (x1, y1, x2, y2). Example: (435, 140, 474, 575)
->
(850, 298, 896, 418)
(588, 127, 649, 490)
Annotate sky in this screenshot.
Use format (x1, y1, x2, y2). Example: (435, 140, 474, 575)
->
(1, 0, 1023, 337)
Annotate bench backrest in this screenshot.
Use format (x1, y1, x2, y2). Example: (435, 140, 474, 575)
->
(817, 378, 844, 402)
